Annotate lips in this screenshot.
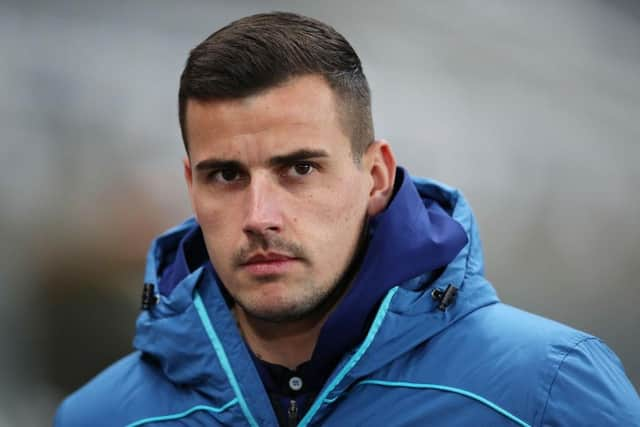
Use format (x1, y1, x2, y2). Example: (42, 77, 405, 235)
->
(244, 253, 295, 264)
(240, 252, 299, 276)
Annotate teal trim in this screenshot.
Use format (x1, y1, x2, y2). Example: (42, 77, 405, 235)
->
(124, 399, 238, 426)
(329, 379, 531, 427)
(298, 287, 400, 427)
(194, 292, 259, 427)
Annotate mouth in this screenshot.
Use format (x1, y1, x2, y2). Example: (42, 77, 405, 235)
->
(239, 252, 300, 276)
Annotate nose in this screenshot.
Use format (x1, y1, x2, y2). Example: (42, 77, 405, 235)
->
(242, 172, 283, 236)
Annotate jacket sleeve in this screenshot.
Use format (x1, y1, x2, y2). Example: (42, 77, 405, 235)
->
(539, 337, 640, 426)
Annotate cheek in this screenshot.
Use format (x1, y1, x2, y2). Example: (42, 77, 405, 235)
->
(193, 198, 223, 229)
(192, 197, 239, 257)
(301, 186, 367, 249)
(193, 187, 239, 227)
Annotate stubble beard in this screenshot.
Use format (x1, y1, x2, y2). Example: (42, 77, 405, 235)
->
(233, 271, 344, 324)
(229, 219, 369, 324)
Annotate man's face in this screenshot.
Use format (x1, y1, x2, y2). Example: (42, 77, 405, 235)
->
(184, 75, 380, 323)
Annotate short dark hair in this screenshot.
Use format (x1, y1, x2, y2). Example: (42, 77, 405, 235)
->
(178, 12, 374, 159)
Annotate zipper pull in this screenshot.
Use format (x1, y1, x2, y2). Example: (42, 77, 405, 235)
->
(431, 284, 458, 311)
(288, 399, 299, 427)
(141, 283, 159, 310)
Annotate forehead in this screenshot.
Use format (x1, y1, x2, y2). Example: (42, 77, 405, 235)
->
(185, 75, 349, 160)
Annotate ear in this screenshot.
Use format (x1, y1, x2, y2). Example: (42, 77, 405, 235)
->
(364, 139, 397, 216)
(183, 156, 199, 222)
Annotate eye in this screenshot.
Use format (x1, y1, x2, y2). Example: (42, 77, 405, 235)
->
(211, 167, 241, 183)
(293, 162, 313, 175)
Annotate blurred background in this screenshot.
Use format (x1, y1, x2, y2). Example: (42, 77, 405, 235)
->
(1, 0, 639, 424)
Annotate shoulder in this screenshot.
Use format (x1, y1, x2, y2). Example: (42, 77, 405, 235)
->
(54, 352, 175, 427)
(436, 303, 640, 426)
(433, 302, 599, 380)
(425, 302, 593, 396)
(450, 302, 591, 357)
(536, 333, 640, 426)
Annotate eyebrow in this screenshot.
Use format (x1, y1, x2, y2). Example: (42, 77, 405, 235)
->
(194, 149, 329, 173)
(268, 149, 329, 168)
(194, 158, 243, 173)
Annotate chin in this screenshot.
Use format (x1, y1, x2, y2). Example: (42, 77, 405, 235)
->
(241, 303, 311, 323)
(238, 291, 325, 323)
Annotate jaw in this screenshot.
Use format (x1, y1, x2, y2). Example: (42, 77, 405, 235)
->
(229, 217, 369, 368)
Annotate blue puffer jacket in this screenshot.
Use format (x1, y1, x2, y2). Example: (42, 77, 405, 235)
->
(55, 177, 640, 426)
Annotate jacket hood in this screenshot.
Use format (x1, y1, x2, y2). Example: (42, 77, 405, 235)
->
(133, 172, 499, 395)
(332, 175, 500, 387)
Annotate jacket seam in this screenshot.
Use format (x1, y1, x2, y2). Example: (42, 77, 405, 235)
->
(297, 286, 400, 426)
(194, 291, 260, 427)
(537, 336, 598, 427)
(123, 399, 239, 426)
(337, 379, 531, 427)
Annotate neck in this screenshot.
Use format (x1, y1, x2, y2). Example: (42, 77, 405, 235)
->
(233, 305, 330, 370)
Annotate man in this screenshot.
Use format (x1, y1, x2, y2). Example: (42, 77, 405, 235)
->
(55, 12, 640, 426)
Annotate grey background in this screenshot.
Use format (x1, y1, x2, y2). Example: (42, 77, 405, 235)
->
(1, 0, 638, 424)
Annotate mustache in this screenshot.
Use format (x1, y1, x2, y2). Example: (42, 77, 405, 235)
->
(233, 234, 308, 266)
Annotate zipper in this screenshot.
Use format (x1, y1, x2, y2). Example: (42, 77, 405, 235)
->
(288, 399, 299, 427)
